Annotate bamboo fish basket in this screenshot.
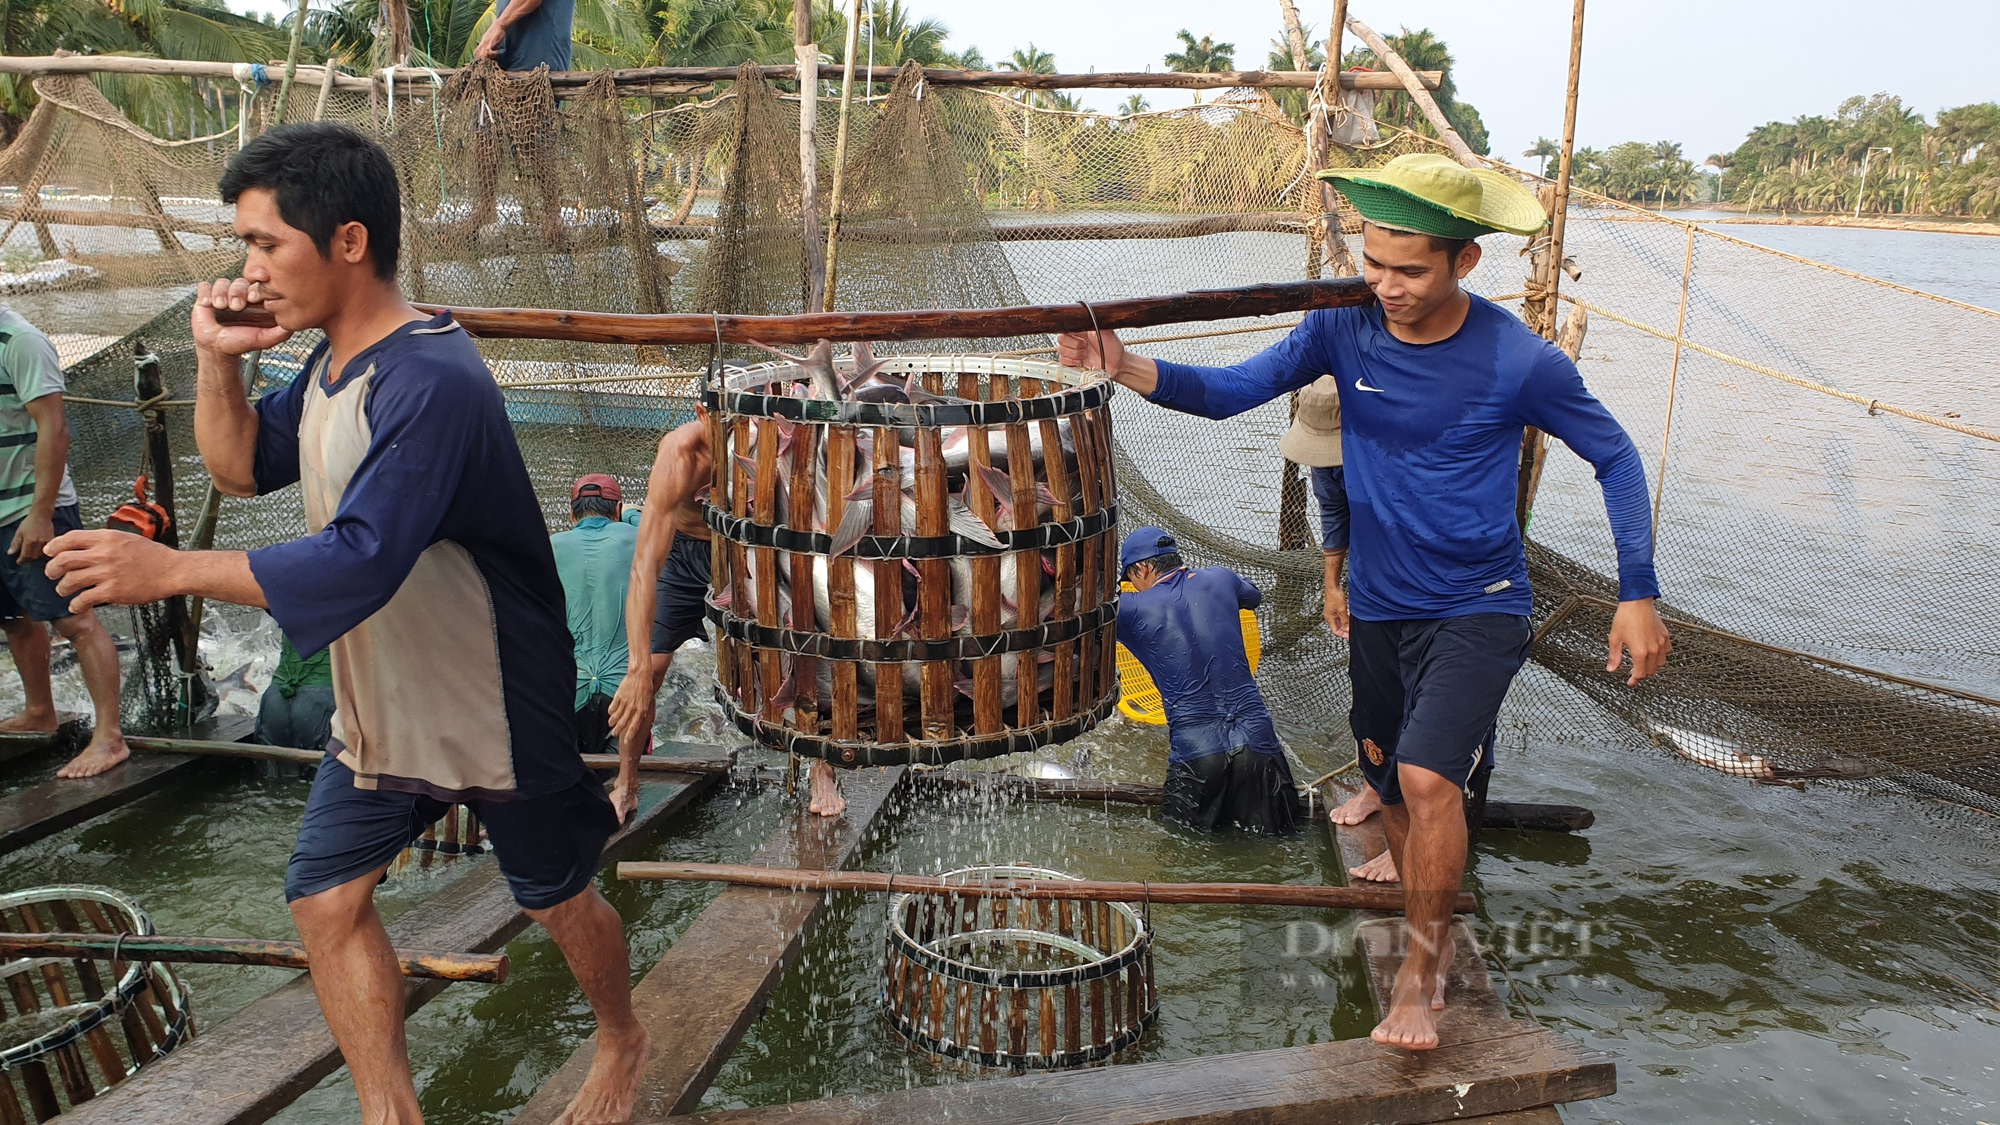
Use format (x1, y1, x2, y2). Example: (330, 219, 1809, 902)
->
(705, 355, 1122, 765)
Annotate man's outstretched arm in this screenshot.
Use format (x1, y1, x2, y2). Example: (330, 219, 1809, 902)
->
(608, 425, 705, 745)
(48, 535, 266, 610)
(1057, 314, 1335, 420)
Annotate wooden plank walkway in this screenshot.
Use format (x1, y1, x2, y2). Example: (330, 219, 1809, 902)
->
(60, 770, 722, 1125)
(512, 766, 911, 1123)
(1321, 779, 1594, 1125)
(0, 716, 252, 857)
(0, 712, 87, 768)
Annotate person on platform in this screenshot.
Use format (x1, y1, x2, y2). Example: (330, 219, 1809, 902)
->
(1116, 527, 1299, 835)
(1057, 153, 1671, 1052)
(0, 306, 128, 779)
(554, 473, 640, 756)
(254, 630, 336, 754)
(43, 123, 649, 1124)
(604, 417, 848, 818)
(473, 0, 575, 72)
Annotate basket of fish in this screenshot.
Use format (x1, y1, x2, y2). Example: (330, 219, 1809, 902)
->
(704, 343, 1122, 765)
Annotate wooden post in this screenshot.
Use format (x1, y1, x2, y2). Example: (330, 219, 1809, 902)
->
(1652, 225, 1697, 531)
(794, 0, 827, 312)
(382, 0, 412, 69)
(1278, 1, 1311, 70)
(1345, 16, 1475, 165)
(272, 0, 311, 121)
(820, 0, 863, 312)
(134, 344, 212, 723)
(1514, 0, 1587, 530)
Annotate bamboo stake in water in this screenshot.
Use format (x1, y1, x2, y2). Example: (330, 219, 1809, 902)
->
(0, 932, 507, 982)
(617, 861, 1478, 913)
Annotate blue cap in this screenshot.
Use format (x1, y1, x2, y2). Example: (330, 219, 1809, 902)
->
(1120, 526, 1177, 573)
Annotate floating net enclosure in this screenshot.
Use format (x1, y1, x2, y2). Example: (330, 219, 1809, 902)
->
(883, 865, 1155, 1070)
(0, 886, 193, 1118)
(0, 63, 1993, 811)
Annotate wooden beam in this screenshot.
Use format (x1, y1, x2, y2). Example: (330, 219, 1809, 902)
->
(212, 277, 1376, 345)
(122, 734, 738, 778)
(0, 56, 1438, 92)
(57, 770, 722, 1125)
(0, 716, 251, 857)
(659, 1017, 1613, 1125)
(0, 933, 508, 982)
(1345, 17, 1476, 166)
(511, 766, 910, 1123)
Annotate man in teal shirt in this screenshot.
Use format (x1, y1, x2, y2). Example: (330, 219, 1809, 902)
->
(552, 474, 638, 755)
(0, 306, 126, 779)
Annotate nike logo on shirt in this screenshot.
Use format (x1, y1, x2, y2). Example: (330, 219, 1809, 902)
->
(1354, 375, 1386, 392)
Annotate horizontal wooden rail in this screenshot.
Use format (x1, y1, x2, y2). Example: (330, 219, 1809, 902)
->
(122, 735, 738, 775)
(212, 277, 1374, 345)
(0, 56, 1437, 92)
(617, 862, 1478, 913)
(0, 932, 507, 982)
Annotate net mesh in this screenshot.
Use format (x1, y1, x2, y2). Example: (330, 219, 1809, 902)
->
(3, 65, 1994, 808)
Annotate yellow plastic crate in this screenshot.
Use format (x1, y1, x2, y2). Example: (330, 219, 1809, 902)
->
(1114, 580, 1262, 726)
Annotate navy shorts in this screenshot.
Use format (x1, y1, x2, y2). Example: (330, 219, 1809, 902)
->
(650, 534, 712, 655)
(285, 750, 619, 910)
(0, 503, 82, 622)
(1349, 614, 1531, 806)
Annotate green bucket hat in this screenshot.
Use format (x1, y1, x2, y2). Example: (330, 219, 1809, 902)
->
(1318, 153, 1547, 239)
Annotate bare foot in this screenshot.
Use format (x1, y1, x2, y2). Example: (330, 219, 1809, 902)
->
(1348, 849, 1399, 883)
(552, 1026, 650, 1125)
(1330, 785, 1381, 826)
(806, 760, 846, 818)
(1371, 965, 1442, 1051)
(1432, 933, 1456, 1011)
(56, 733, 128, 779)
(0, 710, 58, 734)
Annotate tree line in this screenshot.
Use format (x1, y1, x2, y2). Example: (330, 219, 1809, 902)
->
(1524, 93, 2000, 219)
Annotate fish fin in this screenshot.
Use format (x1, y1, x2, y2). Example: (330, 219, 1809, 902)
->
(734, 453, 759, 477)
(894, 603, 921, 639)
(946, 494, 1005, 548)
(951, 604, 971, 633)
(829, 496, 872, 558)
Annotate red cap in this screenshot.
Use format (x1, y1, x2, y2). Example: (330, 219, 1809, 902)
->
(572, 474, 622, 503)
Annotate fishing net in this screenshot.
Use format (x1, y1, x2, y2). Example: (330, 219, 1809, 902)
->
(2, 65, 1993, 811)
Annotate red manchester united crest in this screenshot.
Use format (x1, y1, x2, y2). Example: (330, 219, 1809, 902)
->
(1362, 738, 1385, 766)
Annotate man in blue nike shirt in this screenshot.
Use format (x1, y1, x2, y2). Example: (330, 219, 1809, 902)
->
(1060, 154, 1671, 1053)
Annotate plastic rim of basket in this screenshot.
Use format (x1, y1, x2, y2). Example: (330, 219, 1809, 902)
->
(1116, 606, 1262, 725)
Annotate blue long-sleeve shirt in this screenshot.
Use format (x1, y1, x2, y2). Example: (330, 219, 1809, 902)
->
(1311, 464, 1348, 552)
(1117, 567, 1282, 763)
(1150, 295, 1659, 621)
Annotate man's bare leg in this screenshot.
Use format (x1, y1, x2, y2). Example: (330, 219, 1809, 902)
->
(1330, 782, 1381, 826)
(290, 871, 425, 1124)
(0, 616, 58, 734)
(53, 609, 127, 778)
(807, 759, 846, 817)
(1371, 764, 1466, 1049)
(530, 887, 649, 1125)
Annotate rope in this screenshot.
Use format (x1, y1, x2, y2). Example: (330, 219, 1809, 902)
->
(65, 394, 189, 409)
(1556, 293, 2000, 444)
(996, 318, 1305, 358)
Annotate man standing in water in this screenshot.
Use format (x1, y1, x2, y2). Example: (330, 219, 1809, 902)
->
(45, 123, 648, 1124)
(1058, 153, 1671, 1051)
(606, 416, 848, 816)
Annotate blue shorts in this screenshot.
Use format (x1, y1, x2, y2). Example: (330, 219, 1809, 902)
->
(650, 533, 712, 655)
(285, 750, 618, 910)
(0, 504, 82, 622)
(1348, 614, 1531, 806)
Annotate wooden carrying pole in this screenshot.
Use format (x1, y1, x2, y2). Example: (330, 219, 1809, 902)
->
(119, 735, 735, 776)
(0, 932, 507, 982)
(213, 276, 1376, 344)
(618, 862, 1479, 913)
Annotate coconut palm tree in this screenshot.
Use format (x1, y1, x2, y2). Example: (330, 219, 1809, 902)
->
(1265, 25, 1321, 124)
(1524, 136, 1559, 178)
(998, 42, 1060, 109)
(0, 0, 286, 137)
(1118, 93, 1150, 117)
(1163, 29, 1233, 104)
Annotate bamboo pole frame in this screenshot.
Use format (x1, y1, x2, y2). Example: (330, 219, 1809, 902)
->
(820, 0, 864, 312)
(0, 933, 507, 982)
(1345, 16, 1474, 164)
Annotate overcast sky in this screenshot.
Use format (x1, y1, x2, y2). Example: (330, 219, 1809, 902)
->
(228, 0, 1999, 162)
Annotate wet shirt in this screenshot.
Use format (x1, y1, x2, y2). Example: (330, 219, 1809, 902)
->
(0, 309, 77, 525)
(551, 514, 637, 707)
(494, 0, 575, 72)
(1312, 464, 1348, 553)
(1149, 295, 1658, 621)
(1116, 566, 1282, 764)
(246, 313, 580, 801)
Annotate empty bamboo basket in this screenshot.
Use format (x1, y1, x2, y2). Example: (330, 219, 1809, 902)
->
(705, 355, 1122, 765)
(0, 886, 193, 1121)
(882, 865, 1156, 1070)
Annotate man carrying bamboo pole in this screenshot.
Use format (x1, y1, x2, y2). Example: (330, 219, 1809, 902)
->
(42, 123, 649, 1124)
(1058, 153, 1671, 1052)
